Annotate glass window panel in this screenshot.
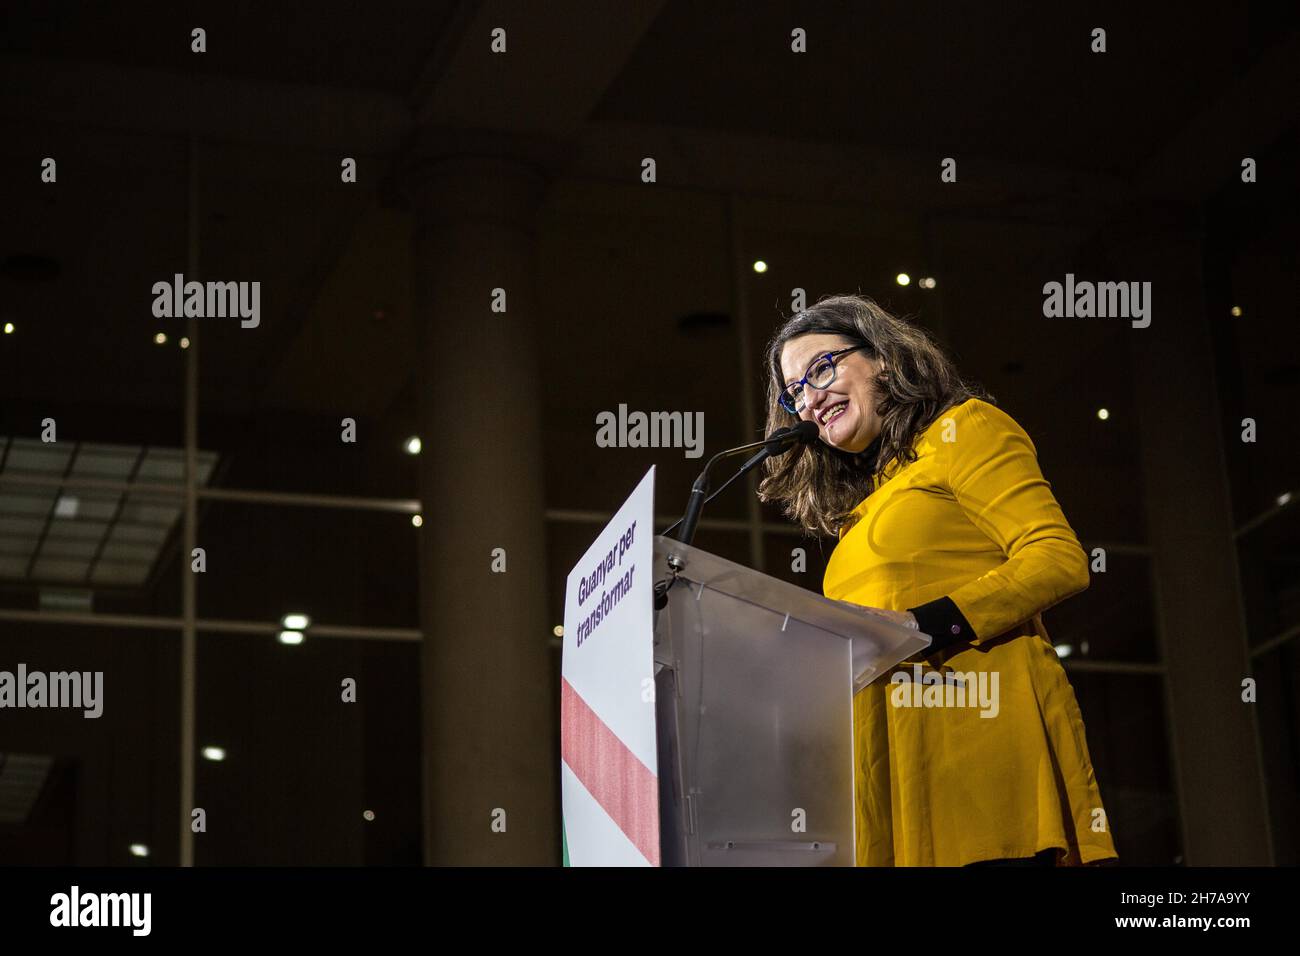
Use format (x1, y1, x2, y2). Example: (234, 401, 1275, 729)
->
(90, 562, 150, 586)
(106, 523, 169, 545)
(0, 515, 45, 538)
(0, 493, 57, 516)
(38, 538, 101, 560)
(70, 449, 137, 479)
(193, 501, 418, 629)
(1067, 671, 1181, 865)
(29, 558, 89, 582)
(119, 500, 182, 526)
(45, 520, 109, 542)
(2, 441, 71, 474)
(97, 541, 159, 564)
(51, 493, 121, 522)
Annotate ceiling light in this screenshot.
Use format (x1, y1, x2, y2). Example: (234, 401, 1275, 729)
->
(202, 746, 226, 762)
(281, 613, 310, 630)
(278, 630, 304, 645)
(895, 273, 911, 286)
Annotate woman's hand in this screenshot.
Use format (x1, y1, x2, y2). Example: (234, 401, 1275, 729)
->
(834, 600, 919, 630)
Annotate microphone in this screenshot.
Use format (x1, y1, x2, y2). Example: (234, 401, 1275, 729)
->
(737, 420, 818, 473)
(655, 422, 817, 618)
(664, 421, 817, 546)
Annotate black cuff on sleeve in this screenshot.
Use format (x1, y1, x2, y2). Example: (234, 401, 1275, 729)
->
(906, 596, 977, 654)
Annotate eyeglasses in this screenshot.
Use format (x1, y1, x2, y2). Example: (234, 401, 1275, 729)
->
(778, 345, 866, 413)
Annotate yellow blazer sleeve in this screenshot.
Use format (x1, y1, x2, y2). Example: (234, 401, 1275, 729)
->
(921, 400, 1090, 646)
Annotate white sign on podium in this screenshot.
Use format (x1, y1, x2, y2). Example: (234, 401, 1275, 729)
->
(560, 466, 659, 866)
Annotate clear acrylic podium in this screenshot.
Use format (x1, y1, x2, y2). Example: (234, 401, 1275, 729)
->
(652, 534, 932, 866)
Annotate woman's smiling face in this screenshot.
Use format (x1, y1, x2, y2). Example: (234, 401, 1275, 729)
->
(778, 333, 885, 454)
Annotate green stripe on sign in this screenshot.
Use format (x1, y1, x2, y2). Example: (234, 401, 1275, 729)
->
(562, 816, 570, 867)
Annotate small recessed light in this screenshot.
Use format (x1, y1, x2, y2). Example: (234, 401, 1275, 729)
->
(1230, 306, 1242, 317)
(1279, 492, 1293, 507)
(129, 844, 150, 858)
(553, 625, 564, 638)
(1054, 644, 1073, 659)
(363, 809, 375, 821)
(281, 613, 310, 630)
(2, 322, 14, 334)
(1097, 408, 1110, 420)
(752, 260, 768, 273)
(154, 332, 167, 345)
(411, 514, 423, 527)
(896, 273, 911, 286)
(180, 337, 190, 349)
(919, 277, 937, 289)
(202, 746, 226, 762)
(404, 436, 422, 455)
(278, 630, 304, 645)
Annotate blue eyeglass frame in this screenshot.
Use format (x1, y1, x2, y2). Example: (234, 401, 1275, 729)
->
(778, 345, 866, 413)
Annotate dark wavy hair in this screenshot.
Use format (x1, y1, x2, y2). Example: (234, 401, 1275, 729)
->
(757, 294, 995, 538)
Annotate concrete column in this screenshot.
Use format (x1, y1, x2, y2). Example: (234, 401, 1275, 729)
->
(407, 155, 556, 864)
(1107, 204, 1271, 864)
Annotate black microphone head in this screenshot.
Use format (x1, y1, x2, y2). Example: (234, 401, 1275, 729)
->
(762, 421, 818, 457)
(761, 425, 793, 454)
(792, 420, 819, 444)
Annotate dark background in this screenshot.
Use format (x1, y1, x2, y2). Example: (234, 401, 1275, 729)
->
(0, 1, 1296, 866)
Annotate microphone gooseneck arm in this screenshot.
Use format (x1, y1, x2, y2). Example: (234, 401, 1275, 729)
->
(665, 421, 806, 548)
(666, 424, 811, 545)
(656, 422, 816, 611)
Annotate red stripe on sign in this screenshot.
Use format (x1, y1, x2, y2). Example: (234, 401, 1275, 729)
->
(561, 677, 660, 866)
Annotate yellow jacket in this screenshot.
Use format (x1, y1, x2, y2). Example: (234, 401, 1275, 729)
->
(824, 398, 1118, 866)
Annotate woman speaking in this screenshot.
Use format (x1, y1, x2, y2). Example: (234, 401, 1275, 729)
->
(758, 294, 1119, 867)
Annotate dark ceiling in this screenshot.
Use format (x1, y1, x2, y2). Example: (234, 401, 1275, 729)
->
(594, 1, 1262, 175)
(0, 0, 1293, 559)
(0, 1, 459, 93)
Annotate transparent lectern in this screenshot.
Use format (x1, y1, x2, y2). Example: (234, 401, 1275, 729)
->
(652, 534, 932, 866)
